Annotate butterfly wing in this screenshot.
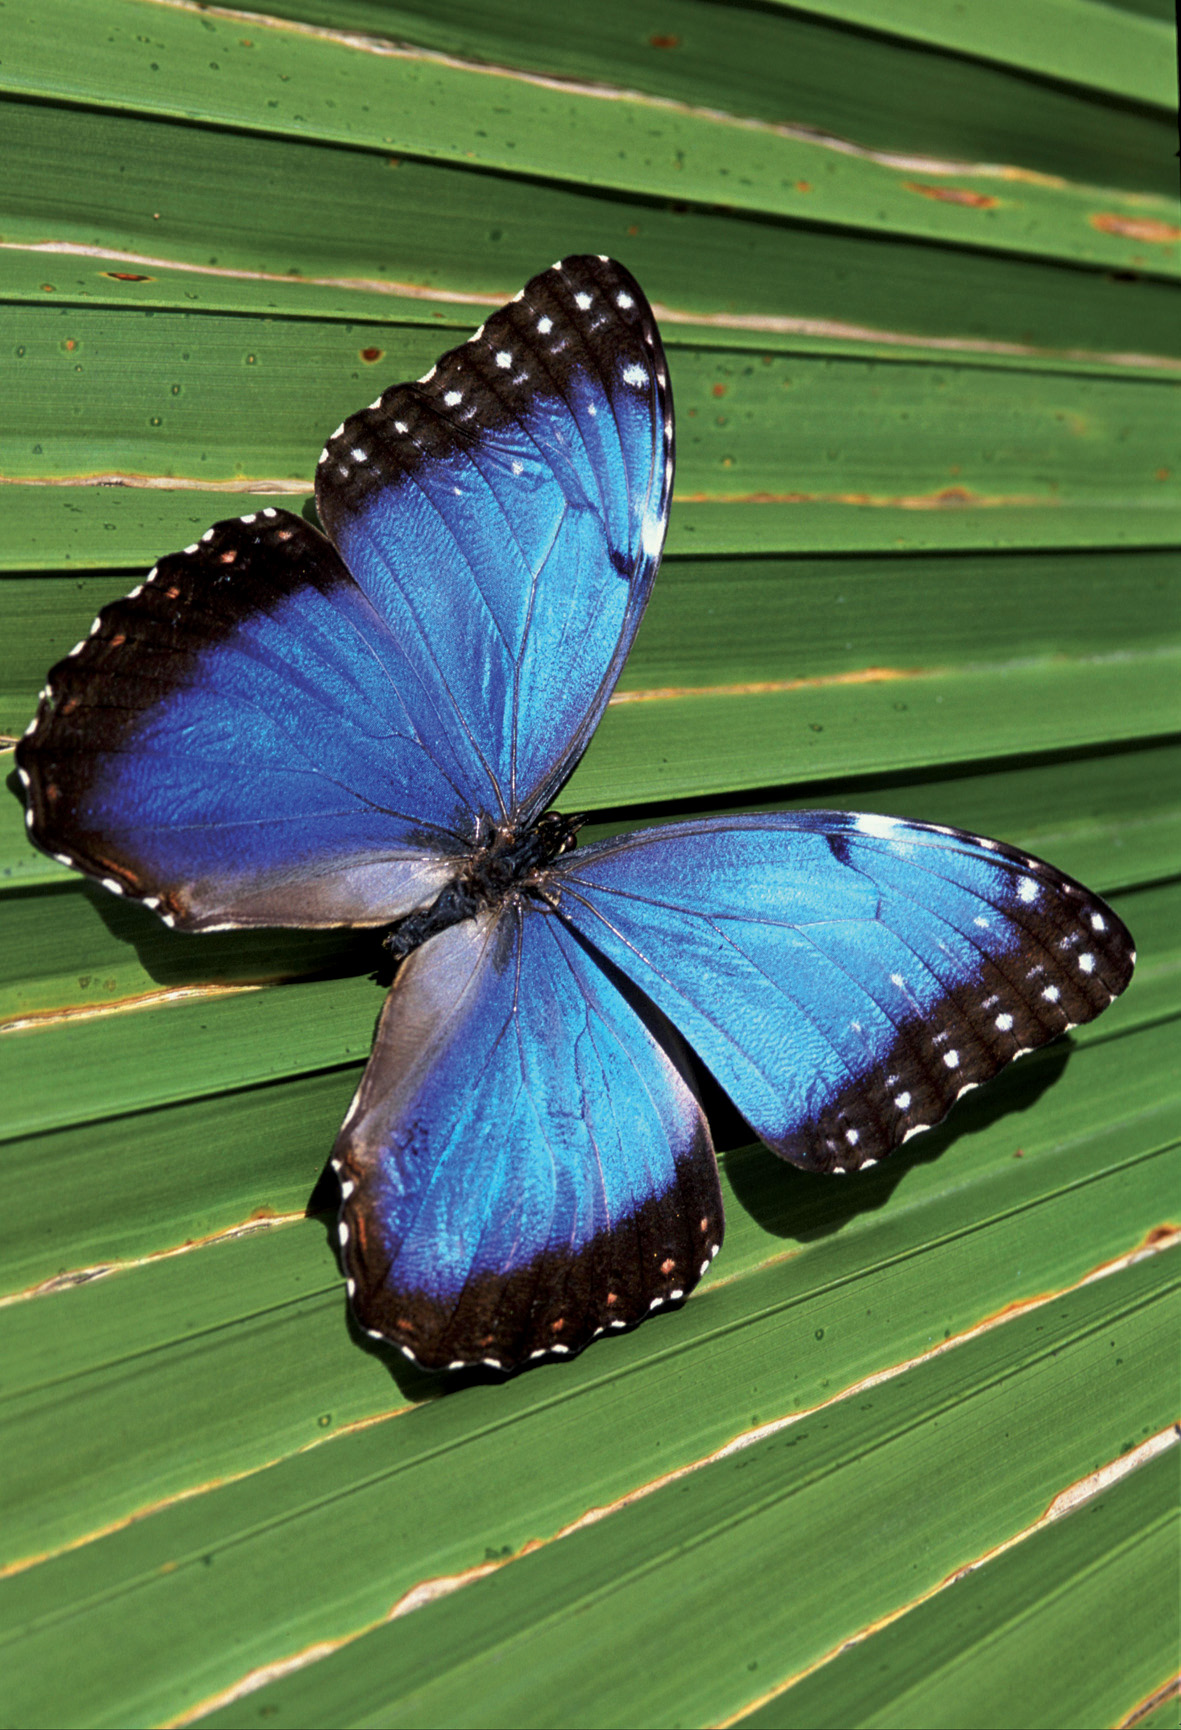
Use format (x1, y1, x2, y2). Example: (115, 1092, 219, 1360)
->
(16, 511, 468, 930)
(17, 256, 670, 930)
(315, 254, 673, 824)
(334, 904, 721, 1370)
(556, 814, 1136, 1172)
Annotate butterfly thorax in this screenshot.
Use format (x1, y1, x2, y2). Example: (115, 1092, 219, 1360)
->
(384, 809, 584, 962)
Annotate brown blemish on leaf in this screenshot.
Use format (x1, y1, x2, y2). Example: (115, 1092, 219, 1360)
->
(1091, 214, 1181, 243)
(905, 182, 999, 209)
(360, 347, 384, 362)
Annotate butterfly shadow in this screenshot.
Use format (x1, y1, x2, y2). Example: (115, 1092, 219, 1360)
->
(717, 1040, 1073, 1247)
(62, 868, 378, 993)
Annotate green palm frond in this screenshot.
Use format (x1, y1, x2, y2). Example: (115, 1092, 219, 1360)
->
(1, 1, 1178, 1724)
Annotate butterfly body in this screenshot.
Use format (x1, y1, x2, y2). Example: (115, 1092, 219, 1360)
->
(16, 257, 1135, 1372)
(384, 808, 583, 961)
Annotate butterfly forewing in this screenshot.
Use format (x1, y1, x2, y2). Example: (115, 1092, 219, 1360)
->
(15, 510, 463, 929)
(315, 255, 673, 825)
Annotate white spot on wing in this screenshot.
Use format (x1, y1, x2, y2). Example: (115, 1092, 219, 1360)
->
(640, 514, 664, 559)
(1018, 877, 1039, 903)
(855, 813, 901, 839)
(622, 362, 647, 387)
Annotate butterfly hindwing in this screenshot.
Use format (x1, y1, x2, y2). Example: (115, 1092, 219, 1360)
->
(334, 904, 721, 1370)
(16, 510, 470, 929)
(315, 255, 673, 825)
(556, 813, 1135, 1172)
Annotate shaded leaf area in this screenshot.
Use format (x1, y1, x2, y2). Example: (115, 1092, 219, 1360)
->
(8, 1250, 1166, 1730)
(8, 305, 1179, 494)
(193, 0, 1178, 182)
(735, 1442, 1179, 1730)
(5, 100, 1180, 359)
(4, 1, 1177, 270)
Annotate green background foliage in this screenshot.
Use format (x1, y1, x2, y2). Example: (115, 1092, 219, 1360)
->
(1, 1, 1178, 1724)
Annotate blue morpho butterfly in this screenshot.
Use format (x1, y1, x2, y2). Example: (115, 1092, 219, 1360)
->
(16, 255, 1136, 1374)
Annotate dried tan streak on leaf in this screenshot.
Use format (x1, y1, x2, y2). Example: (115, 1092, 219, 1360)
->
(717, 1420, 1181, 1728)
(609, 667, 915, 705)
(0, 1390, 419, 1583)
(0, 473, 311, 493)
(0, 1211, 305, 1311)
(608, 642, 1170, 709)
(1119, 1673, 1181, 1729)
(144, 0, 1112, 189)
(0, 1471, 262, 1582)
(162, 1564, 503, 1728)
(654, 306, 1181, 372)
(1092, 215, 1181, 243)
(6, 244, 1180, 374)
(679, 488, 1061, 507)
(559, 1233, 1181, 1533)
(161, 1233, 1180, 1723)
(0, 980, 268, 1036)
(905, 182, 1000, 208)
(0, 240, 503, 310)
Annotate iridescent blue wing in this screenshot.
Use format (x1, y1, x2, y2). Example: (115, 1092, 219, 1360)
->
(556, 814, 1136, 1172)
(16, 511, 466, 930)
(16, 257, 670, 930)
(315, 254, 672, 826)
(334, 905, 721, 1371)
